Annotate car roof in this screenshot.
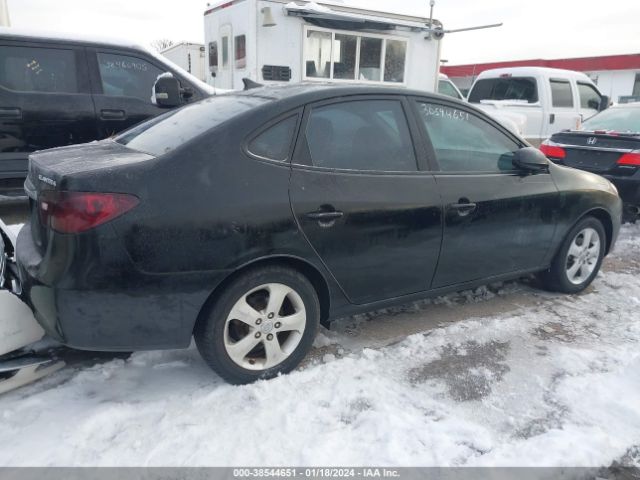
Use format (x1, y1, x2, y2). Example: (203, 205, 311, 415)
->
(0, 27, 148, 51)
(235, 83, 446, 103)
(477, 66, 593, 81)
(610, 102, 640, 109)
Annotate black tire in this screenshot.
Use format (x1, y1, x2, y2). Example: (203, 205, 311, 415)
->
(194, 265, 320, 385)
(538, 216, 606, 294)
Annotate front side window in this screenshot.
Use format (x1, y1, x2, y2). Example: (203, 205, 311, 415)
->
(417, 101, 520, 173)
(0, 45, 78, 93)
(235, 35, 246, 69)
(209, 42, 218, 69)
(305, 100, 417, 172)
(577, 82, 602, 110)
(468, 77, 538, 104)
(550, 79, 574, 108)
(97, 53, 163, 102)
(248, 116, 298, 161)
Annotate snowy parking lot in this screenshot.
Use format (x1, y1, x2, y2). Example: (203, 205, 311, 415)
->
(0, 221, 638, 468)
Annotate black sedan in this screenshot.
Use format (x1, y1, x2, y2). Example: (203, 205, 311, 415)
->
(540, 102, 640, 222)
(12, 84, 622, 384)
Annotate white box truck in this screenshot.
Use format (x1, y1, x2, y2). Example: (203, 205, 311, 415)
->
(203, 0, 445, 92)
(161, 42, 207, 82)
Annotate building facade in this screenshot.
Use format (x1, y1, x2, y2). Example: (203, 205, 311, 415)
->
(441, 54, 640, 103)
(0, 0, 11, 27)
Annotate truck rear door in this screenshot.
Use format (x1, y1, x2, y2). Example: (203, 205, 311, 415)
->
(544, 78, 581, 137)
(0, 41, 96, 193)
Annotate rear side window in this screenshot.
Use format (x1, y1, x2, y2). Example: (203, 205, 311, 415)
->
(305, 100, 417, 172)
(97, 53, 163, 102)
(417, 101, 520, 173)
(577, 82, 602, 110)
(116, 94, 270, 156)
(0, 45, 78, 93)
(550, 79, 574, 108)
(248, 116, 298, 161)
(468, 77, 538, 104)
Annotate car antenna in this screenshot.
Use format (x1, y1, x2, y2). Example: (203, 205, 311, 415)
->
(243, 78, 264, 90)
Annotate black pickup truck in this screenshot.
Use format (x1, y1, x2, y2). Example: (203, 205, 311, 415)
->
(0, 28, 215, 198)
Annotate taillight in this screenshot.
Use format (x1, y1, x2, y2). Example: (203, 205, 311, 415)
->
(39, 191, 139, 234)
(617, 151, 640, 167)
(539, 141, 566, 159)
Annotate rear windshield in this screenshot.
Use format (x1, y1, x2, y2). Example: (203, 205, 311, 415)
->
(116, 94, 270, 156)
(468, 77, 538, 104)
(581, 107, 640, 134)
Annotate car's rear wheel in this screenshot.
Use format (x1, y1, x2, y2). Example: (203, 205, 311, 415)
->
(194, 266, 320, 384)
(538, 216, 606, 294)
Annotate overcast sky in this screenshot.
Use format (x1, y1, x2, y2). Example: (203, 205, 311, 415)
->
(6, 0, 640, 65)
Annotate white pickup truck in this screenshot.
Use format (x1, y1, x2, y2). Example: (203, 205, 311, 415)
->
(467, 67, 609, 146)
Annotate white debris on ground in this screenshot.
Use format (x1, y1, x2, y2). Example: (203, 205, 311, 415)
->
(0, 224, 639, 468)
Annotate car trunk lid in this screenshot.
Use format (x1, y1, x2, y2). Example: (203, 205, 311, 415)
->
(26, 140, 154, 254)
(551, 131, 640, 173)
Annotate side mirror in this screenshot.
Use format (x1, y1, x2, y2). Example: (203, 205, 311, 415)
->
(153, 74, 182, 108)
(513, 147, 549, 173)
(599, 95, 610, 112)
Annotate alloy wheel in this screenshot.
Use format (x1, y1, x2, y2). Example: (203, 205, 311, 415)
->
(565, 227, 601, 285)
(223, 283, 307, 370)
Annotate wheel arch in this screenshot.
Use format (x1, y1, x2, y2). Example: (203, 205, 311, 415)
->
(193, 255, 332, 334)
(552, 207, 614, 262)
(582, 207, 614, 255)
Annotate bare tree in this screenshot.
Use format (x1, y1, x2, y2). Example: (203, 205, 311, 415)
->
(151, 39, 175, 52)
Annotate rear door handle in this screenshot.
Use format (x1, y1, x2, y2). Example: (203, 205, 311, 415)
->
(100, 109, 126, 120)
(451, 200, 477, 217)
(0, 108, 22, 119)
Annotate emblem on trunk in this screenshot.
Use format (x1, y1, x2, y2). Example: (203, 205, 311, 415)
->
(38, 174, 57, 187)
(587, 137, 598, 145)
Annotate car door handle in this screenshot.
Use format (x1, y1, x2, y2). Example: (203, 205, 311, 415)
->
(100, 109, 126, 120)
(306, 211, 344, 221)
(451, 201, 477, 216)
(0, 108, 22, 119)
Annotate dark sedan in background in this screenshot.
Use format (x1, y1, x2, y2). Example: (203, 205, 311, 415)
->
(541, 102, 640, 222)
(4, 84, 622, 384)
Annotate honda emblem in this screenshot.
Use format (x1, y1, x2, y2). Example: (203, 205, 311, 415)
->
(587, 137, 598, 145)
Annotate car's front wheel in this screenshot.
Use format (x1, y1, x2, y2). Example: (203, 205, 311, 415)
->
(539, 216, 606, 294)
(195, 266, 320, 384)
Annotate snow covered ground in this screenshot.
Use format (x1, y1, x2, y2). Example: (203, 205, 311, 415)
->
(0, 224, 639, 468)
